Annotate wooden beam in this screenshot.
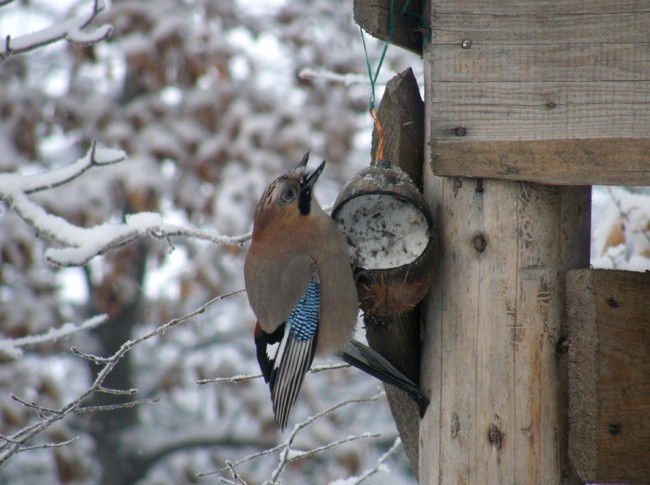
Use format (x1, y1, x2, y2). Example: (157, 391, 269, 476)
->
(353, 0, 424, 55)
(567, 269, 650, 484)
(430, 139, 650, 186)
(367, 67, 426, 478)
(372, 67, 425, 190)
(426, 0, 650, 186)
(420, 173, 590, 484)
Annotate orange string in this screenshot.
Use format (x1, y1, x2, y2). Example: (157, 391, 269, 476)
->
(370, 107, 384, 164)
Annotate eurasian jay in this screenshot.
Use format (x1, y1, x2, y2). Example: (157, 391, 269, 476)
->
(244, 152, 427, 429)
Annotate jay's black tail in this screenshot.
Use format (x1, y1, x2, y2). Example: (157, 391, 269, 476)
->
(339, 340, 429, 417)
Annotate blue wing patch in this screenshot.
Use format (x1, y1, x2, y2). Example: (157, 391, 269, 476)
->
(259, 274, 320, 429)
(287, 277, 320, 341)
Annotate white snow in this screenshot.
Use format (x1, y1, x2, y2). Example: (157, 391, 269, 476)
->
(0, 314, 107, 359)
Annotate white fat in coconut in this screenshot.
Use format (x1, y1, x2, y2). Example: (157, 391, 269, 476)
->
(335, 193, 429, 270)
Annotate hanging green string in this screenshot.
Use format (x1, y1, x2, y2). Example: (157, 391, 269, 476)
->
(360, 0, 397, 111)
(359, 0, 420, 164)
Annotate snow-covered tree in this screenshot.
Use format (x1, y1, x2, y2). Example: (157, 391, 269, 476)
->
(0, 0, 425, 483)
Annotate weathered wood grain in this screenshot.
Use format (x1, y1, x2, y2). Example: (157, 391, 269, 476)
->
(353, 0, 424, 54)
(430, 139, 650, 186)
(567, 269, 650, 483)
(425, 0, 650, 185)
(430, 12, 650, 45)
(420, 170, 590, 483)
(372, 67, 425, 190)
(432, 0, 650, 16)
(366, 68, 427, 477)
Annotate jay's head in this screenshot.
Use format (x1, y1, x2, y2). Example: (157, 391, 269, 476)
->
(255, 152, 326, 223)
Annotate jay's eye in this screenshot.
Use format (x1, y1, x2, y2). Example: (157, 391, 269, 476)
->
(281, 187, 296, 202)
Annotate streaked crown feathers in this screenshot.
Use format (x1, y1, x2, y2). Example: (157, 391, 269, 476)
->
(255, 151, 326, 218)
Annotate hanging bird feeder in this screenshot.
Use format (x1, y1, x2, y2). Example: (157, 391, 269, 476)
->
(331, 160, 436, 317)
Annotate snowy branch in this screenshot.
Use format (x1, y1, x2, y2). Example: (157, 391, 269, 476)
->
(200, 393, 385, 483)
(0, 142, 253, 267)
(334, 436, 402, 485)
(298, 68, 369, 87)
(0, 314, 108, 359)
(196, 362, 349, 385)
(0, 289, 244, 466)
(0, 0, 113, 62)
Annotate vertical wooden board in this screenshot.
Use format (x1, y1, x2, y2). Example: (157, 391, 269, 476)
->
(474, 180, 517, 484)
(367, 67, 427, 478)
(421, 176, 590, 483)
(593, 270, 650, 482)
(568, 269, 650, 483)
(567, 269, 598, 481)
(513, 184, 564, 483)
(420, 165, 443, 483)
(437, 176, 483, 484)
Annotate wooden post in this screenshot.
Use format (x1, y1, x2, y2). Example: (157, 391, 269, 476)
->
(367, 68, 426, 477)
(567, 269, 650, 484)
(419, 1, 643, 480)
(351, 0, 650, 482)
(420, 174, 590, 484)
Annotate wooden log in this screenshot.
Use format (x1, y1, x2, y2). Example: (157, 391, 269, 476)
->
(420, 171, 590, 483)
(426, 0, 650, 186)
(372, 68, 425, 191)
(353, 0, 425, 55)
(567, 269, 650, 484)
(366, 67, 426, 477)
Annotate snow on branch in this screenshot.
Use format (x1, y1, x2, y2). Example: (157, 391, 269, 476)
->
(0, 289, 244, 466)
(298, 68, 369, 87)
(0, 141, 252, 267)
(196, 362, 349, 385)
(0, 0, 113, 62)
(0, 314, 108, 359)
(330, 436, 402, 485)
(199, 393, 386, 483)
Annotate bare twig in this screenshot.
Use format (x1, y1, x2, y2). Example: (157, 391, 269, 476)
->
(74, 397, 160, 414)
(16, 437, 79, 453)
(0, 289, 244, 465)
(266, 393, 384, 484)
(197, 362, 349, 385)
(287, 432, 381, 462)
(198, 393, 385, 481)
(220, 461, 248, 485)
(97, 386, 138, 396)
(10, 395, 62, 418)
(347, 436, 402, 485)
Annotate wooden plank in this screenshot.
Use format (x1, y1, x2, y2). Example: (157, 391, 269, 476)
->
(429, 82, 650, 142)
(366, 68, 426, 477)
(420, 175, 484, 485)
(425, 0, 650, 185)
(431, 45, 650, 82)
(420, 171, 590, 483)
(430, 139, 650, 186)
(430, 12, 650, 45)
(432, 0, 650, 15)
(353, 0, 424, 54)
(567, 269, 650, 484)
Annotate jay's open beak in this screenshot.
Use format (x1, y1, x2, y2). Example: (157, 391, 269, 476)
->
(301, 159, 326, 191)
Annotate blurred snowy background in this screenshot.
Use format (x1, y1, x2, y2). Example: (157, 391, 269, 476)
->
(0, 0, 649, 484)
